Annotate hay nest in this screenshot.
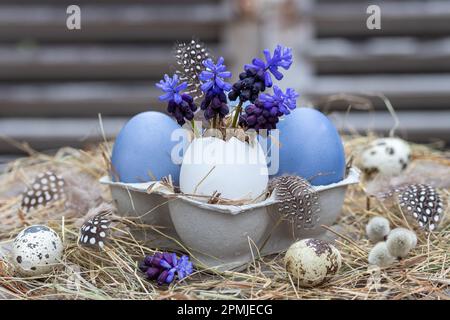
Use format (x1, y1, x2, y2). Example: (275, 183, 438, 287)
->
(0, 136, 449, 300)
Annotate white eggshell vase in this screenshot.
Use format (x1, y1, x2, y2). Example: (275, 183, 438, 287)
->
(179, 137, 269, 201)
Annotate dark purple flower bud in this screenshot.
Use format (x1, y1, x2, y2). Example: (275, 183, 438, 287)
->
(257, 115, 266, 124)
(146, 267, 161, 279)
(182, 94, 193, 103)
(247, 115, 257, 126)
(204, 108, 215, 120)
(200, 86, 230, 120)
(163, 252, 174, 264)
(240, 90, 251, 100)
(139, 261, 149, 273)
(241, 100, 284, 132)
(228, 90, 239, 101)
(165, 94, 198, 126)
(144, 253, 163, 267)
(157, 269, 169, 285)
(220, 104, 229, 116)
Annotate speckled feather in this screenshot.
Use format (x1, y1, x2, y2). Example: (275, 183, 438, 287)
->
(378, 184, 443, 231)
(20, 171, 65, 213)
(174, 39, 209, 102)
(269, 175, 320, 229)
(79, 209, 112, 250)
(396, 184, 443, 231)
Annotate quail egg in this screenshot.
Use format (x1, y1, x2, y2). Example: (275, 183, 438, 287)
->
(360, 138, 411, 176)
(12, 225, 63, 276)
(284, 239, 342, 287)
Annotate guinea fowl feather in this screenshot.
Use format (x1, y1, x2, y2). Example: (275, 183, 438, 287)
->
(174, 39, 210, 102)
(269, 175, 320, 229)
(376, 184, 444, 232)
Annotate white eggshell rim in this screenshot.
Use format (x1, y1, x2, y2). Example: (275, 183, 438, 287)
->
(100, 167, 360, 215)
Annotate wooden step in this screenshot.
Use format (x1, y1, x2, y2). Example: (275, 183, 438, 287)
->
(1, 72, 450, 119)
(308, 37, 450, 74)
(305, 74, 450, 110)
(0, 83, 163, 117)
(330, 110, 450, 143)
(8, 0, 217, 4)
(0, 117, 128, 153)
(0, 45, 174, 80)
(0, 44, 226, 80)
(313, 1, 450, 38)
(0, 3, 231, 42)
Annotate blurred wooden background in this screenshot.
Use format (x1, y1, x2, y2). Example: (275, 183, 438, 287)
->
(0, 0, 449, 168)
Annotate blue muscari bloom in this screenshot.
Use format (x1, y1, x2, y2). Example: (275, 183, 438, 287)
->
(259, 86, 299, 115)
(156, 74, 187, 104)
(199, 57, 232, 93)
(245, 45, 293, 87)
(177, 255, 194, 279)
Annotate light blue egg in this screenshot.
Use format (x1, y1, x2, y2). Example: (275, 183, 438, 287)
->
(274, 108, 346, 185)
(111, 111, 188, 184)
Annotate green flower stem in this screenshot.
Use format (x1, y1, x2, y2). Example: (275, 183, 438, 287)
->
(191, 120, 198, 138)
(231, 100, 244, 128)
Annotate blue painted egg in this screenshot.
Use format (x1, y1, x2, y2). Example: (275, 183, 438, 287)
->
(111, 111, 188, 184)
(274, 108, 345, 185)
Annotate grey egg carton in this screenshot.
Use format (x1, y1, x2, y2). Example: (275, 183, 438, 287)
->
(100, 167, 360, 271)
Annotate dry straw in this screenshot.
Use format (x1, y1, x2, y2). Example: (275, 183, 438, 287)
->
(0, 134, 448, 300)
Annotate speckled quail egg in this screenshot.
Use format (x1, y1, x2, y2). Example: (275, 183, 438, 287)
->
(284, 239, 342, 287)
(360, 138, 411, 176)
(12, 225, 63, 276)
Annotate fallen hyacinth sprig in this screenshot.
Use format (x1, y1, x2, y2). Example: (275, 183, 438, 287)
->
(139, 252, 193, 285)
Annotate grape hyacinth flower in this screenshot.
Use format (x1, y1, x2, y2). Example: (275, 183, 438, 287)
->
(240, 86, 298, 131)
(156, 74, 197, 126)
(259, 86, 299, 115)
(139, 252, 193, 285)
(199, 57, 232, 122)
(156, 74, 187, 104)
(228, 45, 293, 104)
(199, 57, 232, 92)
(246, 45, 293, 87)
